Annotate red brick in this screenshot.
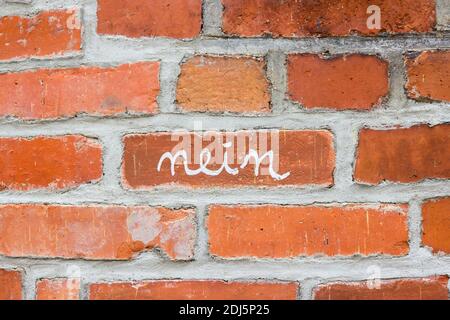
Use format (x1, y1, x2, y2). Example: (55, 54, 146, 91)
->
(288, 54, 389, 110)
(0, 9, 81, 61)
(0, 62, 159, 119)
(422, 197, 450, 254)
(222, 0, 436, 37)
(89, 280, 298, 300)
(97, 0, 202, 39)
(0, 269, 22, 300)
(0, 205, 196, 260)
(0, 135, 102, 191)
(314, 276, 449, 300)
(207, 204, 409, 258)
(177, 56, 270, 113)
(406, 51, 450, 102)
(122, 130, 335, 188)
(354, 124, 450, 184)
(36, 278, 80, 300)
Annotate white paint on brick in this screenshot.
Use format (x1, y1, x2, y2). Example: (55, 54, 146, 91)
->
(0, 0, 449, 300)
(127, 208, 162, 244)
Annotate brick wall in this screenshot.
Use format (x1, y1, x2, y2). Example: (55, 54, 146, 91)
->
(0, 0, 449, 300)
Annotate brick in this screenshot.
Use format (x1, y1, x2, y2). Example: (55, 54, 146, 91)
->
(0, 135, 102, 191)
(287, 54, 389, 110)
(0, 205, 195, 260)
(0, 269, 22, 300)
(222, 0, 436, 37)
(0, 9, 81, 61)
(422, 197, 450, 254)
(354, 124, 450, 184)
(97, 0, 202, 39)
(177, 56, 270, 113)
(207, 204, 408, 258)
(314, 276, 449, 300)
(0, 62, 159, 120)
(406, 51, 450, 102)
(36, 278, 80, 300)
(122, 130, 335, 188)
(89, 280, 298, 300)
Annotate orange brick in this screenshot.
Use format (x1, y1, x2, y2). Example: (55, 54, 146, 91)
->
(36, 278, 80, 300)
(177, 56, 270, 113)
(0, 135, 102, 191)
(0, 205, 196, 260)
(122, 130, 335, 188)
(314, 276, 449, 300)
(0, 9, 81, 61)
(222, 0, 436, 37)
(422, 197, 450, 254)
(287, 54, 389, 110)
(89, 280, 298, 300)
(207, 204, 409, 258)
(0, 269, 22, 300)
(0, 62, 159, 119)
(354, 124, 450, 184)
(406, 51, 450, 102)
(97, 0, 202, 39)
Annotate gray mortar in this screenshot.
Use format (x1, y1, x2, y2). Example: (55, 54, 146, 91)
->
(437, 0, 450, 30)
(0, 0, 449, 299)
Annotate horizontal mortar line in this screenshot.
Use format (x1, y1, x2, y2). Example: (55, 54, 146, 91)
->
(85, 37, 450, 55)
(2, 256, 450, 282)
(0, 183, 448, 205)
(1, 35, 450, 70)
(0, 107, 448, 134)
(88, 33, 450, 48)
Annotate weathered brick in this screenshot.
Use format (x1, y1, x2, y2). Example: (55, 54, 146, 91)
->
(0, 62, 159, 119)
(406, 51, 450, 102)
(0, 269, 22, 300)
(0, 135, 102, 191)
(97, 0, 202, 39)
(354, 124, 450, 184)
(314, 276, 449, 300)
(90, 280, 298, 300)
(288, 54, 389, 110)
(36, 278, 80, 300)
(422, 197, 450, 254)
(0, 205, 196, 260)
(0, 9, 81, 61)
(122, 130, 335, 188)
(177, 56, 270, 113)
(208, 204, 409, 258)
(222, 0, 436, 37)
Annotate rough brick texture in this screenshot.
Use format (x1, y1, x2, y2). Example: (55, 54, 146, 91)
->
(97, 0, 202, 39)
(36, 278, 80, 300)
(123, 130, 335, 188)
(0, 205, 196, 260)
(0, 136, 102, 190)
(422, 197, 450, 254)
(222, 0, 436, 37)
(314, 276, 449, 300)
(355, 124, 450, 184)
(208, 204, 409, 258)
(0, 269, 22, 300)
(288, 54, 389, 110)
(177, 56, 270, 113)
(0, 62, 159, 119)
(406, 50, 450, 102)
(90, 281, 298, 300)
(0, 0, 448, 301)
(0, 9, 81, 61)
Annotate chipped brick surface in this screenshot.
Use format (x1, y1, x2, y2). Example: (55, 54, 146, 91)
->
(0, 205, 196, 260)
